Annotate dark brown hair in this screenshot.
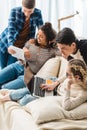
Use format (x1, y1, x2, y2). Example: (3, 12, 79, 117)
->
(22, 0, 35, 9)
(40, 22, 57, 43)
(56, 27, 77, 45)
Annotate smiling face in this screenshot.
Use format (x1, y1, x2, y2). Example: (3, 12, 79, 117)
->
(57, 42, 76, 59)
(37, 29, 47, 47)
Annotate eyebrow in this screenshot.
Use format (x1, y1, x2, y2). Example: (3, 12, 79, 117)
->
(58, 47, 66, 49)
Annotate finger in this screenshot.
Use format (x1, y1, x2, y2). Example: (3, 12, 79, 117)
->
(40, 84, 46, 88)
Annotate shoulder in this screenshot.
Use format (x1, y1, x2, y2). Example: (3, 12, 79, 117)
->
(10, 7, 22, 13)
(78, 40, 87, 48)
(10, 7, 24, 19)
(33, 8, 42, 15)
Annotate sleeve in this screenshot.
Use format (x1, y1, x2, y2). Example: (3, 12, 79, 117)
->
(36, 10, 44, 28)
(54, 48, 61, 56)
(24, 41, 31, 49)
(57, 75, 66, 84)
(62, 89, 87, 111)
(7, 8, 19, 46)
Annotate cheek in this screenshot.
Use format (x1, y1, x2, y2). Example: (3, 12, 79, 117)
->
(40, 37, 46, 43)
(61, 50, 68, 56)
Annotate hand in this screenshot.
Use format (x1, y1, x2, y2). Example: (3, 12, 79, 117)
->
(28, 39, 35, 44)
(23, 47, 31, 59)
(40, 84, 55, 91)
(65, 79, 75, 90)
(8, 46, 16, 54)
(40, 81, 60, 91)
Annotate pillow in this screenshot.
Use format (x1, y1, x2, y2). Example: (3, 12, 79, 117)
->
(24, 96, 65, 124)
(36, 56, 61, 78)
(24, 96, 87, 124)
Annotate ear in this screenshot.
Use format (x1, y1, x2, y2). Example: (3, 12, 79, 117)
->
(74, 75, 80, 80)
(72, 42, 76, 47)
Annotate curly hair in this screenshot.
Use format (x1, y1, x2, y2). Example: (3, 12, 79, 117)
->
(38, 22, 57, 48)
(68, 59, 87, 89)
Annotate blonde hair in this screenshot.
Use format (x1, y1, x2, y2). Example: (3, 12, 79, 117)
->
(68, 59, 87, 89)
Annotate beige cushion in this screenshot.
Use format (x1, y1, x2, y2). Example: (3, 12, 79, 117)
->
(36, 56, 61, 78)
(24, 96, 87, 124)
(24, 96, 65, 124)
(58, 57, 68, 78)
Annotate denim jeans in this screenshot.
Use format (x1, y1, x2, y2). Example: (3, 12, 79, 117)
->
(0, 61, 26, 89)
(0, 51, 17, 69)
(10, 87, 37, 106)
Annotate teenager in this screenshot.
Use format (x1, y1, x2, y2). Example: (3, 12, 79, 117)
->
(0, 0, 43, 69)
(56, 27, 87, 64)
(1, 59, 87, 110)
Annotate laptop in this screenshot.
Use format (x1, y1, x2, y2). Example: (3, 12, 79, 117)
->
(33, 76, 54, 97)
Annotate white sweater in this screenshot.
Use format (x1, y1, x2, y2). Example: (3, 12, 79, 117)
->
(57, 79, 87, 111)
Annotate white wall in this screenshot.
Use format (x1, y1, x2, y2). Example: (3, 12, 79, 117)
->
(0, 0, 87, 37)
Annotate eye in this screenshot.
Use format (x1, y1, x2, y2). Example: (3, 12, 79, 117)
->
(66, 72, 72, 77)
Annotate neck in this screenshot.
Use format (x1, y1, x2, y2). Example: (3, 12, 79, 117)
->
(25, 16, 30, 21)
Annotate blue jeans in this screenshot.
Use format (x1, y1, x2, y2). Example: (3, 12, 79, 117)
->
(0, 51, 17, 69)
(0, 61, 26, 89)
(10, 87, 37, 106)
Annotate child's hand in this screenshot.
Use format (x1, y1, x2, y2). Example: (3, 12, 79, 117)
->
(40, 83, 56, 91)
(40, 81, 60, 91)
(65, 79, 74, 90)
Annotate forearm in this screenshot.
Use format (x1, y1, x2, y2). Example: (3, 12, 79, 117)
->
(63, 90, 87, 111)
(57, 75, 66, 84)
(7, 9, 19, 46)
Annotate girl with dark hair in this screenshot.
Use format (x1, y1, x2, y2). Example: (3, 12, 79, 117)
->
(0, 22, 61, 106)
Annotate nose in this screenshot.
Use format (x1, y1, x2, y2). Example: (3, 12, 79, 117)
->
(37, 34, 40, 40)
(58, 48, 62, 53)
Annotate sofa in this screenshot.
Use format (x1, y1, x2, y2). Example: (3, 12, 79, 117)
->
(0, 56, 87, 130)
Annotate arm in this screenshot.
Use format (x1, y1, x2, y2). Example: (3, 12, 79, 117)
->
(36, 9, 44, 28)
(40, 75, 66, 91)
(62, 81, 87, 111)
(63, 90, 87, 111)
(7, 8, 24, 47)
(23, 47, 31, 60)
(41, 80, 60, 91)
(7, 8, 18, 46)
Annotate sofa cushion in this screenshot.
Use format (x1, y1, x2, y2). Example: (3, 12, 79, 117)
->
(36, 56, 61, 78)
(24, 96, 65, 124)
(24, 96, 87, 124)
